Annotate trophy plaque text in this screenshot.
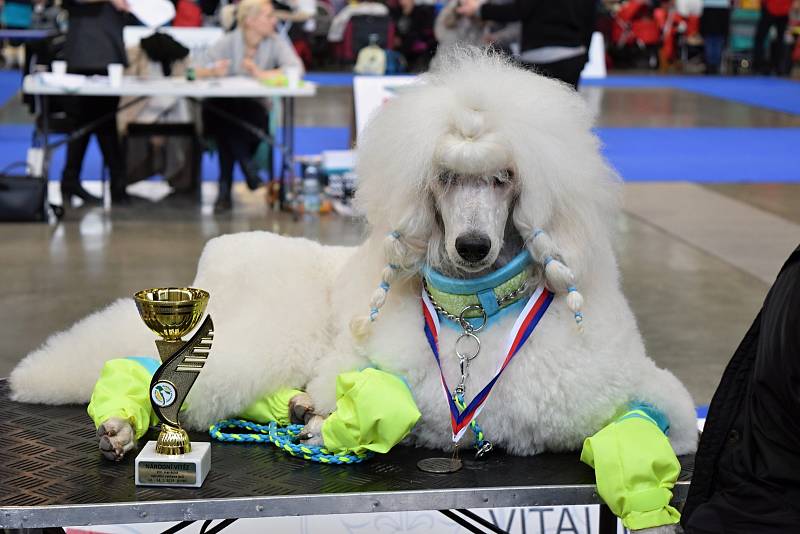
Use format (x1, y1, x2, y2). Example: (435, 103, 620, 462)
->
(133, 288, 214, 488)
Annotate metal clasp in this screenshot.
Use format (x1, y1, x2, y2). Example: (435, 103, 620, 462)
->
(475, 441, 493, 459)
(455, 332, 481, 362)
(458, 304, 487, 333)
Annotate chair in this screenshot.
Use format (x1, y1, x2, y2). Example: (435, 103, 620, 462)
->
(124, 122, 203, 195)
(334, 14, 394, 63)
(723, 8, 761, 73)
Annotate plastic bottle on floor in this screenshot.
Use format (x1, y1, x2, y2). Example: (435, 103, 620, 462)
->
(303, 166, 321, 214)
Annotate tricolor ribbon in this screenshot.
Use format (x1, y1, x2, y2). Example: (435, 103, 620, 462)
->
(422, 285, 553, 442)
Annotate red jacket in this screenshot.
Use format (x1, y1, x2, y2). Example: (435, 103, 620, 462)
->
(765, 0, 791, 16)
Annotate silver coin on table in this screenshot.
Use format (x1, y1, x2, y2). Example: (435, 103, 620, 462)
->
(417, 457, 463, 473)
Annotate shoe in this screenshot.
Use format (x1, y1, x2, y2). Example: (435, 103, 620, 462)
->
(61, 183, 102, 207)
(242, 159, 264, 191)
(214, 196, 232, 213)
(111, 190, 132, 206)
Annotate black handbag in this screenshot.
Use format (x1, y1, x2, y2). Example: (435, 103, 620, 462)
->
(0, 163, 61, 222)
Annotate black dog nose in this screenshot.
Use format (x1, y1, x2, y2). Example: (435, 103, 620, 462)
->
(455, 233, 492, 263)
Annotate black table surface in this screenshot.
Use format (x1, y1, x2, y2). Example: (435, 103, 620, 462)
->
(0, 379, 693, 529)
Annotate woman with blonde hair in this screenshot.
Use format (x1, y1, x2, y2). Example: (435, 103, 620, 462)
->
(196, 0, 304, 212)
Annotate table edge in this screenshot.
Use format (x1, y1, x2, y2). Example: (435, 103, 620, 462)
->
(0, 482, 690, 529)
(21, 74, 319, 97)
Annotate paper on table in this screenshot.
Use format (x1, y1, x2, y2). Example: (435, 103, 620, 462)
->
(38, 72, 86, 90)
(127, 0, 176, 28)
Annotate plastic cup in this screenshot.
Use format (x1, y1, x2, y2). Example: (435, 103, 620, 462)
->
(285, 66, 301, 89)
(51, 60, 67, 76)
(107, 63, 124, 88)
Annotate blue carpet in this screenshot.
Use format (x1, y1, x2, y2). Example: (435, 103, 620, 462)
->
(304, 72, 355, 87)
(307, 72, 800, 116)
(1, 124, 796, 183)
(0, 124, 108, 180)
(200, 126, 351, 182)
(0, 124, 352, 182)
(596, 127, 800, 183)
(583, 75, 800, 116)
(0, 70, 21, 108)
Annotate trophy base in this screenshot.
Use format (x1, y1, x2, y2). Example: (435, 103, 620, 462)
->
(134, 441, 211, 487)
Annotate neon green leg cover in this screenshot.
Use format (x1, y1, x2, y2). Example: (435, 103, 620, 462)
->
(87, 361, 420, 456)
(321, 368, 421, 455)
(236, 388, 302, 426)
(580, 408, 681, 531)
(87, 358, 300, 439)
(87, 358, 160, 439)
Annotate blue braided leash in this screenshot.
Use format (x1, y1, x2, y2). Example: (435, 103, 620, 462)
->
(454, 393, 493, 457)
(209, 419, 373, 464)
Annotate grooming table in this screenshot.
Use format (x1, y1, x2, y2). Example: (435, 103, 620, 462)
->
(0, 379, 693, 533)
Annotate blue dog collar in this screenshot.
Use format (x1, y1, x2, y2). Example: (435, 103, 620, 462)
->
(423, 250, 533, 295)
(423, 250, 533, 326)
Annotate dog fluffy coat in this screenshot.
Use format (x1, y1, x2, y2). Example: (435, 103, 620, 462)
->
(10, 49, 697, 457)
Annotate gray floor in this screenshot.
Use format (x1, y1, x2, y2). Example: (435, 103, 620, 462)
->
(1, 85, 798, 408)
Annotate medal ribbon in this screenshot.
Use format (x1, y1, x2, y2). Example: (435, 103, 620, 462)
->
(422, 285, 553, 442)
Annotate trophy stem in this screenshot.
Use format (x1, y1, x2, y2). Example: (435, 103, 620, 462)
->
(156, 423, 192, 455)
(155, 339, 184, 363)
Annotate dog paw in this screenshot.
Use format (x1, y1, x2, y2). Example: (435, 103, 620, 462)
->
(298, 414, 326, 446)
(289, 392, 315, 424)
(97, 417, 136, 462)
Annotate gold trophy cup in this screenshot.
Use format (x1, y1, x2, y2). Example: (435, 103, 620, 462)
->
(133, 287, 214, 487)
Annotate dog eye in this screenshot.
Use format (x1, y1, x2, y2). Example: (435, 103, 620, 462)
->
(439, 170, 457, 186)
(493, 169, 513, 186)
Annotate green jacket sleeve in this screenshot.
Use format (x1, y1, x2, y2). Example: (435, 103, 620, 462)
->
(87, 358, 160, 439)
(580, 406, 681, 531)
(322, 368, 421, 455)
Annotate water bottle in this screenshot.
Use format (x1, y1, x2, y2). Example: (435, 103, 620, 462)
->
(302, 165, 321, 214)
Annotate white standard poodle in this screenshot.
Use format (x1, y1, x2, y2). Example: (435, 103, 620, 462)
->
(10, 49, 697, 467)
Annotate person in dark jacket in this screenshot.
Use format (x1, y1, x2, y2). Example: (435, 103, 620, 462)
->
(753, 0, 792, 75)
(456, 0, 596, 89)
(61, 0, 131, 206)
(682, 245, 800, 533)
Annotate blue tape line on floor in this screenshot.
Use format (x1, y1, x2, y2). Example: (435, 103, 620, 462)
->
(0, 124, 797, 184)
(583, 75, 800, 116)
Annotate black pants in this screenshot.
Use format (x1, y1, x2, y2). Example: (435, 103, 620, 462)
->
(520, 54, 586, 90)
(753, 7, 788, 75)
(61, 94, 126, 194)
(202, 98, 268, 199)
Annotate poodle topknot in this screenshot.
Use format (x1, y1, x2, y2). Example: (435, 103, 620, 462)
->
(351, 47, 619, 339)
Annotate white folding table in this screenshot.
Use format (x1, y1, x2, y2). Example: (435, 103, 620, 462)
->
(23, 73, 318, 206)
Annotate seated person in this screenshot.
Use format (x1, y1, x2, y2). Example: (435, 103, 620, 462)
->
(194, 0, 304, 212)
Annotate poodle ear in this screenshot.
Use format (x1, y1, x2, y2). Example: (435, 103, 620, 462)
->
(512, 145, 621, 296)
(349, 201, 438, 342)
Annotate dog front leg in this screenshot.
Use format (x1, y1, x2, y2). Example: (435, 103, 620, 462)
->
(580, 403, 681, 532)
(297, 414, 327, 446)
(289, 392, 327, 446)
(87, 358, 160, 460)
(97, 417, 137, 461)
(296, 369, 421, 454)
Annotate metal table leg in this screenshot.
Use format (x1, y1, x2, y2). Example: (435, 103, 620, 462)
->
(440, 509, 509, 534)
(39, 93, 50, 180)
(278, 95, 297, 211)
(599, 503, 618, 534)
